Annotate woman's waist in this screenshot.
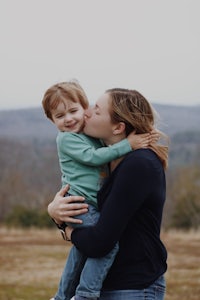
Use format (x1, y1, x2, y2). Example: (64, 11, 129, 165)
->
(102, 260, 167, 290)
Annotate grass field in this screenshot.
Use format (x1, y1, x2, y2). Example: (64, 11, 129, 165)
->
(0, 227, 199, 300)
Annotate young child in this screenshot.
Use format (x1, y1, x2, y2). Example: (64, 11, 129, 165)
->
(42, 80, 153, 300)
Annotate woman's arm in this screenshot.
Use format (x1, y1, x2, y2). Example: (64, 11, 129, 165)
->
(70, 152, 154, 257)
(48, 184, 88, 224)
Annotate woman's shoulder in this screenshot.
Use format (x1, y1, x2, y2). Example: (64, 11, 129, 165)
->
(120, 149, 162, 171)
(127, 148, 158, 159)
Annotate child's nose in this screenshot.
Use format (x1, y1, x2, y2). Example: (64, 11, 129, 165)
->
(64, 114, 72, 121)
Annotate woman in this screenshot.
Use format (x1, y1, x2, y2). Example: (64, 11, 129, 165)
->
(48, 88, 169, 300)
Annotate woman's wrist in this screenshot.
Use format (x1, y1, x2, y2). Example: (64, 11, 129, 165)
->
(66, 226, 74, 242)
(51, 218, 71, 241)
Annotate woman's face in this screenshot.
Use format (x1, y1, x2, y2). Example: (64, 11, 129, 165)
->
(83, 93, 115, 145)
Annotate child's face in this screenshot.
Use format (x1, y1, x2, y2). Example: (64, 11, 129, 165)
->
(51, 99, 85, 133)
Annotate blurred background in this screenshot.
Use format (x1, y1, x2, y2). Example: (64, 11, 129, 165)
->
(0, 0, 199, 230)
(0, 1, 199, 299)
(0, 0, 200, 110)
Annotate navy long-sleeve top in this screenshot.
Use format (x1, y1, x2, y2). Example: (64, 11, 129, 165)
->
(71, 149, 167, 290)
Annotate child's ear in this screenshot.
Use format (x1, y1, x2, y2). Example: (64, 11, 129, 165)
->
(113, 122, 126, 135)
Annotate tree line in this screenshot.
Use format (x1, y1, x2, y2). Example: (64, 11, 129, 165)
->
(0, 133, 200, 230)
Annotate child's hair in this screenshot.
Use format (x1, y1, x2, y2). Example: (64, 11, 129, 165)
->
(42, 80, 89, 121)
(106, 88, 169, 170)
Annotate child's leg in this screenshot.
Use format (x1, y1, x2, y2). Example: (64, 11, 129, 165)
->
(75, 242, 119, 299)
(54, 204, 100, 300)
(54, 245, 86, 300)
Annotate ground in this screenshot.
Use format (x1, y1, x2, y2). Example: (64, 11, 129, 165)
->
(0, 227, 199, 300)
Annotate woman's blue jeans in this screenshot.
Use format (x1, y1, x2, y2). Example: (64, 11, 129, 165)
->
(99, 275, 166, 300)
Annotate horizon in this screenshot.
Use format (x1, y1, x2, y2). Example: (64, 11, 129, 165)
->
(0, 101, 199, 113)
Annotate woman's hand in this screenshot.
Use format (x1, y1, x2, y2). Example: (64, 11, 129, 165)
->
(48, 184, 88, 224)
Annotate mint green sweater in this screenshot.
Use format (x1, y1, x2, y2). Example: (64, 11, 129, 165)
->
(56, 132, 131, 207)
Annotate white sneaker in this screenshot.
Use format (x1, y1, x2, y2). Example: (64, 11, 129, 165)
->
(70, 297, 75, 300)
(49, 298, 55, 300)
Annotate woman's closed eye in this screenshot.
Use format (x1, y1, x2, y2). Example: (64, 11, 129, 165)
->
(94, 106, 100, 115)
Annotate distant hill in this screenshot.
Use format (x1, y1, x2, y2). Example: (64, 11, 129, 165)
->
(153, 104, 200, 135)
(0, 107, 57, 140)
(0, 104, 199, 140)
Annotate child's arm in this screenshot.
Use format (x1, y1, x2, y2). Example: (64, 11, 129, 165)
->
(58, 132, 154, 167)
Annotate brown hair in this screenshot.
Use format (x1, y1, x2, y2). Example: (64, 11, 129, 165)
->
(106, 88, 169, 169)
(42, 80, 89, 121)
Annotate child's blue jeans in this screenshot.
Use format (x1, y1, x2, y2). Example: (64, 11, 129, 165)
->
(54, 204, 119, 300)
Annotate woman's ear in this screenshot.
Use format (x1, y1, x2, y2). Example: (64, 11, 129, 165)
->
(113, 122, 126, 135)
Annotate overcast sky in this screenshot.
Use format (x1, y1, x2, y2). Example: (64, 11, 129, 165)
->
(0, 0, 199, 110)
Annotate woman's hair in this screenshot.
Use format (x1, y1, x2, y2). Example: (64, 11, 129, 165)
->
(42, 80, 89, 121)
(106, 88, 169, 169)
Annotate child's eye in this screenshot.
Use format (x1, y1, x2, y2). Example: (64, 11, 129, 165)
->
(56, 114, 64, 118)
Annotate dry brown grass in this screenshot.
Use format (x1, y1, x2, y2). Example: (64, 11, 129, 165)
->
(161, 230, 200, 300)
(0, 227, 199, 300)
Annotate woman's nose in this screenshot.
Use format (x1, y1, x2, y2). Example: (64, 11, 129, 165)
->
(85, 107, 93, 118)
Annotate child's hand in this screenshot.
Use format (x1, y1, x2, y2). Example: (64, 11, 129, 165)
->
(127, 129, 160, 150)
(127, 131, 151, 150)
(150, 129, 161, 144)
